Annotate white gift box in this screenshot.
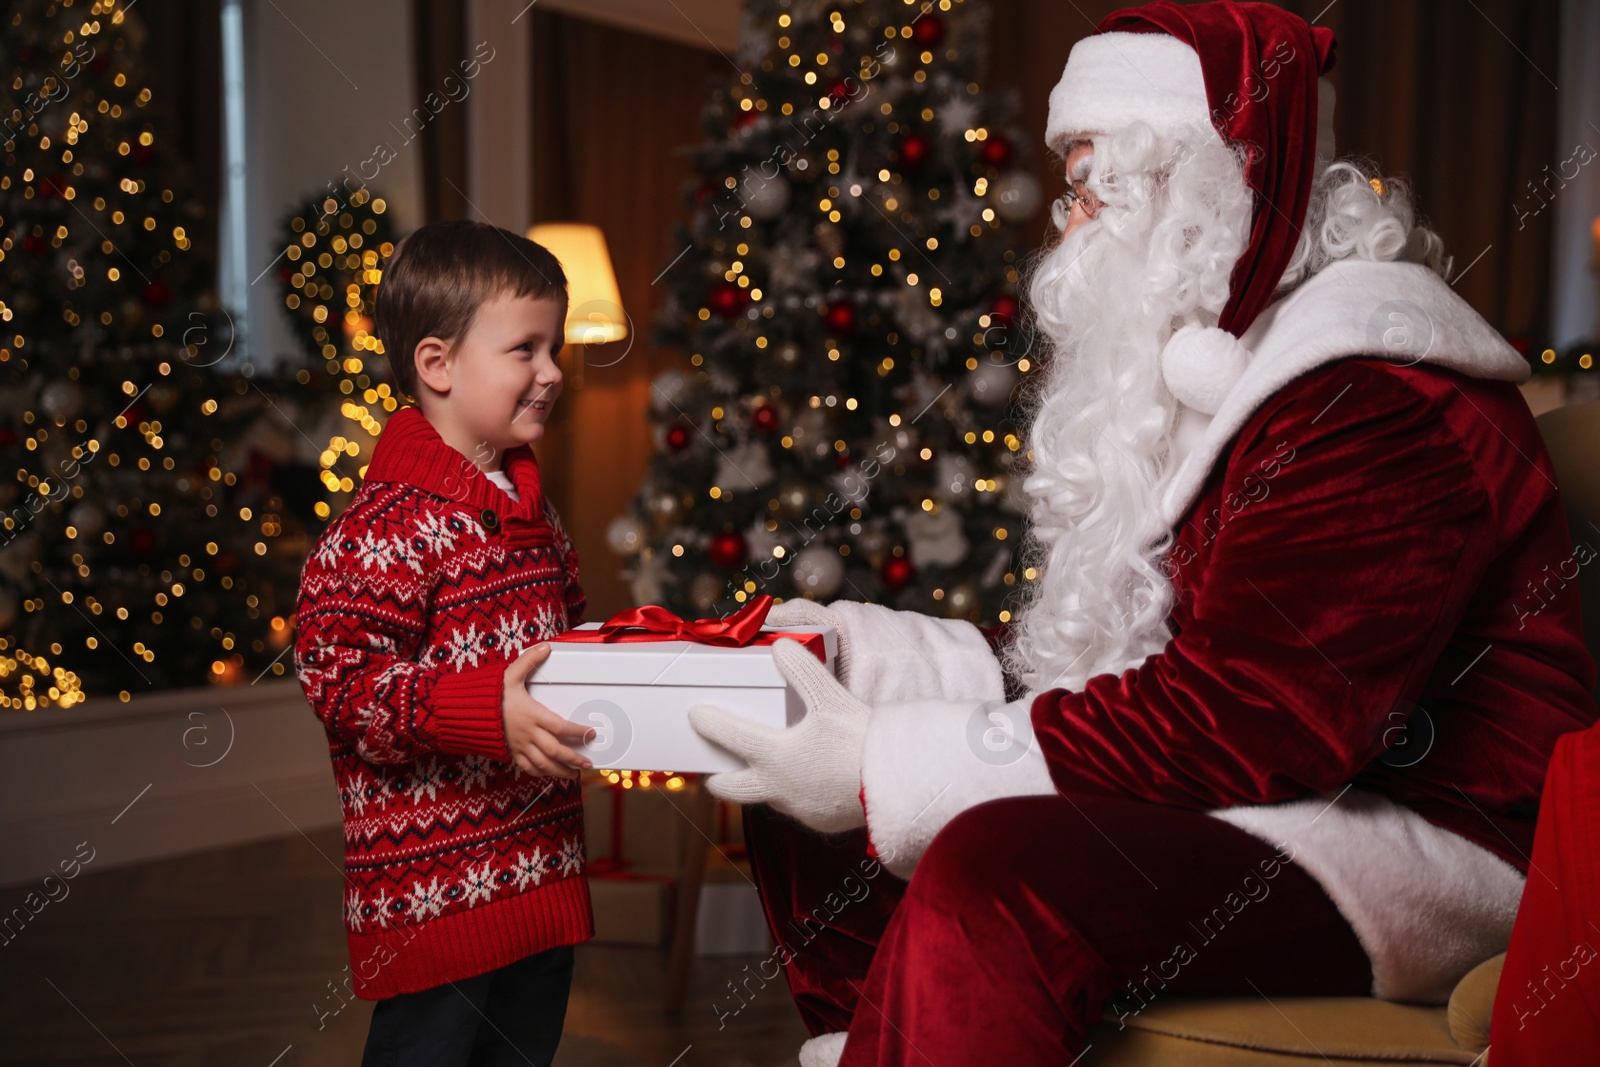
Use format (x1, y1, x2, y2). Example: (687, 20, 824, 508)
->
(525, 624, 838, 773)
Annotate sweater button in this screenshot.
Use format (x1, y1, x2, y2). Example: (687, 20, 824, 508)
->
(481, 508, 499, 530)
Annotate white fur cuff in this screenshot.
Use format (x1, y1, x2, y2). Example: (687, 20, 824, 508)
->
(860, 695, 1056, 880)
(827, 601, 1006, 706)
(1212, 790, 1525, 1002)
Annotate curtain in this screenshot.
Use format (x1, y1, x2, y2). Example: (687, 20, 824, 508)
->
(134, 0, 224, 279)
(412, 0, 472, 223)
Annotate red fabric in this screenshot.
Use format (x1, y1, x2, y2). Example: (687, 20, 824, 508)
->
(1027, 358, 1598, 872)
(1097, 1, 1336, 336)
(1491, 721, 1600, 1061)
(744, 795, 1370, 1062)
(293, 405, 593, 999)
(740, 805, 908, 1036)
(549, 593, 828, 662)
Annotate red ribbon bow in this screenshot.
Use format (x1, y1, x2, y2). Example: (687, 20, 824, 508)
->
(547, 593, 827, 662)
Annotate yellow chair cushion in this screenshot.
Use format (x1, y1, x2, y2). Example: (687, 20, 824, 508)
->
(1086, 992, 1485, 1065)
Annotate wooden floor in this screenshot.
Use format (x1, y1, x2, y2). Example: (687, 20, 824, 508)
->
(0, 828, 810, 1066)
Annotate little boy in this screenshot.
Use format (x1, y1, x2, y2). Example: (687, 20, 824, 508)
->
(293, 220, 597, 1066)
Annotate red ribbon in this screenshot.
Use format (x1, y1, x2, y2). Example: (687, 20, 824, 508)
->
(548, 593, 826, 662)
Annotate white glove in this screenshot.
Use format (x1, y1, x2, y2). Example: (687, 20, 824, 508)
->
(765, 599, 855, 686)
(767, 598, 1005, 706)
(687, 637, 869, 833)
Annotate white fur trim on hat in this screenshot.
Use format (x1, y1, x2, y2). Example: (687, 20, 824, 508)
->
(1161, 324, 1253, 415)
(1046, 32, 1211, 151)
(1047, 34, 1338, 167)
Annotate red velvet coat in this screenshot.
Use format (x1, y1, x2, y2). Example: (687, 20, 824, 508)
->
(1024, 356, 1598, 873)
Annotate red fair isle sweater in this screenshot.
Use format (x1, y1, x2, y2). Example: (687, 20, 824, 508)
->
(293, 405, 592, 1000)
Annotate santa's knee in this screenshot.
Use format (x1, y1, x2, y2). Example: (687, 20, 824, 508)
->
(904, 796, 1046, 918)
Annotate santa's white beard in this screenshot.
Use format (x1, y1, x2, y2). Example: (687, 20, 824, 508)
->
(1003, 124, 1251, 696)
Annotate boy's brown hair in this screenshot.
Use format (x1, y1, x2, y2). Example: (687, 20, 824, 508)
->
(376, 220, 568, 401)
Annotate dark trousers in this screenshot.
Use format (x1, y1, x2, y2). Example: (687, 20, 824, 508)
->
(360, 944, 575, 1067)
(745, 794, 1373, 1064)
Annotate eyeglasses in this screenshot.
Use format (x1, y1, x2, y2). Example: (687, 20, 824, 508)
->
(1050, 178, 1102, 230)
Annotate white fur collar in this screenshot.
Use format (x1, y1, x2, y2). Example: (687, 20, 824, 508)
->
(1159, 260, 1531, 529)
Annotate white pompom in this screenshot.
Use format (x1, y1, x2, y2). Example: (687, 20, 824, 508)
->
(1160, 324, 1252, 415)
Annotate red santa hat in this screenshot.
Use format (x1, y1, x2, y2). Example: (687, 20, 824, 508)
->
(1046, 1, 1338, 413)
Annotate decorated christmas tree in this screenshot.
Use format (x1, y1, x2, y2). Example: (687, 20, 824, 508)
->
(272, 183, 403, 509)
(0, 0, 319, 707)
(614, 0, 1040, 623)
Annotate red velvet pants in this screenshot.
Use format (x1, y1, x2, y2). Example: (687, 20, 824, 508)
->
(743, 794, 1374, 1064)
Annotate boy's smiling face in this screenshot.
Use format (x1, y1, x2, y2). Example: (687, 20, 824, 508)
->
(414, 290, 566, 470)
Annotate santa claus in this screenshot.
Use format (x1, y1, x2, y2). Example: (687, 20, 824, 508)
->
(689, 2, 1598, 1064)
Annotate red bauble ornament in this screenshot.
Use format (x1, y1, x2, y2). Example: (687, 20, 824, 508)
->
(912, 14, 945, 47)
(38, 173, 67, 199)
(834, 450, 851, 469)
(989, 292, 1020, 329)
(22, 234, 44, 255)
(216, 552, 238, 575)
(130, 527, 156, 556)
(829, 80, 852, 105)
(709, 281, 749, 318)
(751, 403, 779, 433)
(980, 135, 1014, 169)
(142, 280, 171, 307)
(132, 143, 154, 166)
(694, 181, 717, 205)
(709, 529, 748, 569)
(665, 424, 692, 452)
(823, 300, 857, 336)
(882, 555, 914, 591)
(898, 131, 931, 170)
(733, 108, 760, 129)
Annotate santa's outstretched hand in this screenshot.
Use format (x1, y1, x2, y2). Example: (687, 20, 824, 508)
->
(687, 637, 869, 833)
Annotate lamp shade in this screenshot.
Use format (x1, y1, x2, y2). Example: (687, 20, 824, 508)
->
(525, 222, 629, 345)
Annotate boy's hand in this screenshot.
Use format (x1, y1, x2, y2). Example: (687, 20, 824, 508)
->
(502, 643, 596, 779)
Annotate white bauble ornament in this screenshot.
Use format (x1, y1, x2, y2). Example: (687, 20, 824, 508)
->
(714, 440, 774, 490)
(606, 514, 647, 556)
(745, 518, 785, 561)
(934, 452, 975, 502)
(40, 381, 85, 422)
(791, 545, 844, 597)
(990, 171, 1043, 223)
(968, 359, 1019, 407)
(904, 507, 969, 567)
(650, 368, 694, 415)
(741, 173, 791, 220)
(773, 340, 804, 369)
